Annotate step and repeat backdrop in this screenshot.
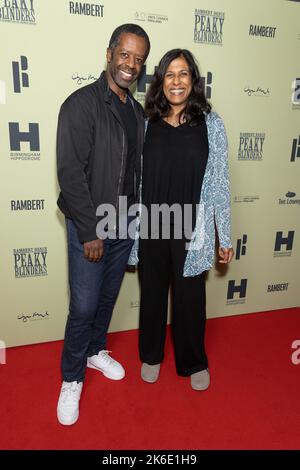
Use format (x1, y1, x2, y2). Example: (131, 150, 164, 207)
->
(0, 0, 299, 347)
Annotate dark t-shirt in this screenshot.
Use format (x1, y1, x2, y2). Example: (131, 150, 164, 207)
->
(111, 92, 137, 207)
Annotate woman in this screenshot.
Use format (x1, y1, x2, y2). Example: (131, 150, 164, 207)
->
(128, 49, 233, 391)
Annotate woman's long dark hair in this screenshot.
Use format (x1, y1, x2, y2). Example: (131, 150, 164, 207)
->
(145, 49, 211, 126)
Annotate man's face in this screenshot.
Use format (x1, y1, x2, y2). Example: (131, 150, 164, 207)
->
(106, 32, 148, 91)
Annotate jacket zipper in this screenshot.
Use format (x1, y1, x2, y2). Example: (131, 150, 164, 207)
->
(115, 129, 125, 226)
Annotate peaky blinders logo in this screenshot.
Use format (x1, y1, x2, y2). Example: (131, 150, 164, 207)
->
(238, 133, 265, 161)
(13, 247, 48, 277)
(194, 9, 225, 46)
(0, 0, 36, 24)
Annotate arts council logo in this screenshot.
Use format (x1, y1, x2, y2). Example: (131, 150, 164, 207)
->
(134, 11, 168, 24)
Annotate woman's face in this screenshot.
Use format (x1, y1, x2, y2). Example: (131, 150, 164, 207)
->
(163, 56, 192, 109)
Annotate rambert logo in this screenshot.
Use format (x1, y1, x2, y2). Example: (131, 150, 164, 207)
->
(69, 1, 104, 17)
(249, 24, 277, 38)
(11, 199, 45, 211)
(267, 283, 288, 293)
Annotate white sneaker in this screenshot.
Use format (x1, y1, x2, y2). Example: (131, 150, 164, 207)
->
(87, 350, 125, 380)
(57, 381, 83, 426)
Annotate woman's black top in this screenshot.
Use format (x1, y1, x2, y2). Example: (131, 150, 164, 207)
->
(142, 116, 209, 238)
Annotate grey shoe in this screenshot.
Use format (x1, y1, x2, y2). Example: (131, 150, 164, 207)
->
(141, 363, 160, 383)
(191, 369, 210, 391)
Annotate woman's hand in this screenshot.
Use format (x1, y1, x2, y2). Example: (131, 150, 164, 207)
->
(218, 247, 234, 264)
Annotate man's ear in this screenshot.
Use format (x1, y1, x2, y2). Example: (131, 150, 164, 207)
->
(106, 48, 112, 63)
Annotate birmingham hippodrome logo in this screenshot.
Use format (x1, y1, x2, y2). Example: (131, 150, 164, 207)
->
(9, 122, 40, 160)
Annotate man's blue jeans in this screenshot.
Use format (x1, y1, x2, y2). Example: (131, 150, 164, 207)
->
(61, 218, 134, 382)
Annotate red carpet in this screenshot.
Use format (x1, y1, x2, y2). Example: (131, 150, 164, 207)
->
(0, 308, 299, 450)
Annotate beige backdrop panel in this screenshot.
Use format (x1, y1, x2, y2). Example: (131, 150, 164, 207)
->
(0, 0, 299, 347)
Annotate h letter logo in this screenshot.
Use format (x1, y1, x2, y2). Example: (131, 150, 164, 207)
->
(9, 122, 40, 151)
(275, 231, 294, 252)
(227, 279, 248, 300)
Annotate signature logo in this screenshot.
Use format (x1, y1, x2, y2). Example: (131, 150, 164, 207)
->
(72, 73, 97, 86)
(17, 311, 49, 323)
(244, 86, 270, 97)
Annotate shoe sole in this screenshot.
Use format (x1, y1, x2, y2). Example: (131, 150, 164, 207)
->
(141, 364, 160, 383)
(191, 370, 210, 391)
(191, 384, 210, 391)
(87, 360, 125, 380)
(57, 411, 79, 426)
(141, 373, 159, 384)
(141, 374, 159, 383)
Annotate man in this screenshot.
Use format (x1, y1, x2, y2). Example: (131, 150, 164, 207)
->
(56, 24, 150, 425)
